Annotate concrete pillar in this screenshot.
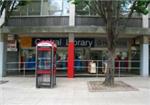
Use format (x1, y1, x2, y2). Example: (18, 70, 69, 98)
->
(0, 6, 6, 80)
(67, 1, 75, 78)
(40, 0, 44, 16)
(140, 14, 149, 77)
(142, 14, 149, 28)
(140, 36, 149, 77)
(0, 31, 5, 78)
(69, 0, 75, 26)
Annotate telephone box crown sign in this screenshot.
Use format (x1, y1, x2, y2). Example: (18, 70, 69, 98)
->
(37, 40, 57, 48)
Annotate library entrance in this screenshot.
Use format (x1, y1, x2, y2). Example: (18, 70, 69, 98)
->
(6, 35, 141, 77)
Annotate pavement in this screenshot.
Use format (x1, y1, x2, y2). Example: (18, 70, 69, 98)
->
(0, 76, 150, 105)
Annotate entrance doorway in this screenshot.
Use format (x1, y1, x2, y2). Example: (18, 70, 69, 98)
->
(56, 48, 67, 76)
(74, 48, 105, 76)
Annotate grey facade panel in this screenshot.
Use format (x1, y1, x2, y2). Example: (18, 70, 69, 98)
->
(76, 16, 142, 27)
(6, 16, 142, 27)
(7, 16, 69, 26)
(75, 16, 105, 26)
(119, 18, 142, 27)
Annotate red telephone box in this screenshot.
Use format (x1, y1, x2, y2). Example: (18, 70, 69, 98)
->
(36, 41, 57, 88)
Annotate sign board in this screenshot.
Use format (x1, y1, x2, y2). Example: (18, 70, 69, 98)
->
(20, 36, 32, 48)
(32, 37, 128, 48)
(32, 38, 95, 47)
(95, 38, 128, 48)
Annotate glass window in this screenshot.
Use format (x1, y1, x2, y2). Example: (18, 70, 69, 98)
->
(41, 0, 69, 16)
(75, 0, 142, 17)
(28, 1, 41, 15)
(12, 1, 41, 16)
(12, 0, 69, 16)
(12, 5, 28, 16)
(75, 0, 95, 16)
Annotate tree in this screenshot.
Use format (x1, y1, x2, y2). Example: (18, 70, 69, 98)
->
(70, 0, 150, 86)
(0, 0, 30, 27)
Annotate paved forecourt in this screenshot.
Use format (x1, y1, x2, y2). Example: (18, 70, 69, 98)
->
(0, 77, 150, 105)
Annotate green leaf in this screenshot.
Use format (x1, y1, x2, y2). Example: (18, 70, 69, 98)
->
(133, 0, 150, 15)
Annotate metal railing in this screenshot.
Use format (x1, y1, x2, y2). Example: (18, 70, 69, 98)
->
(73, 59, 140, 77)
(6, 59, 140, 77)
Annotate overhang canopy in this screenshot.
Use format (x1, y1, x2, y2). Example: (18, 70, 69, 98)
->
(1, 26, 150, 38)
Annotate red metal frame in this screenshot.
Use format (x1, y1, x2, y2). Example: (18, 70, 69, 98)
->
(37, 48, 51, 51)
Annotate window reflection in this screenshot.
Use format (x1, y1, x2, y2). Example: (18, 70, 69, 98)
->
(75, 0, 141, 17)
(12, 0, 69, 16)
(42, 0, 69, 16)
(28, 1, 41, 15)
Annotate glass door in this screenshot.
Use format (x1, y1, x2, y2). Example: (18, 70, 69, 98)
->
(56, 48, 67, 76)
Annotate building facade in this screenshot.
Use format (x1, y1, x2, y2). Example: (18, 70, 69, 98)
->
(0, 0, 150, 77)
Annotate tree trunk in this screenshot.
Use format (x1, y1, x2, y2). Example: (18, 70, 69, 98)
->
(102, 1, 116, 87)
(103, 51, 115, 87)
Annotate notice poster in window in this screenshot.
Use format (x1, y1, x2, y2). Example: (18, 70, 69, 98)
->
(7, 35, 17, 51)
(20, 36, 32, 48)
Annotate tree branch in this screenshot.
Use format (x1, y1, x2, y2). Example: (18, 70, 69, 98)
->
(87, 0, 107, 23)
(113, 1, 121, 40)
(97, 0, 107, 23)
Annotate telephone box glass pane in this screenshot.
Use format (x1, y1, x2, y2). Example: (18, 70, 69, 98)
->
(37, 50, 51, 70)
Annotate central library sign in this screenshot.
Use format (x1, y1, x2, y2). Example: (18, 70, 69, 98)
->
(32, 37, 128, 48)
(32, 38, 95, 47)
